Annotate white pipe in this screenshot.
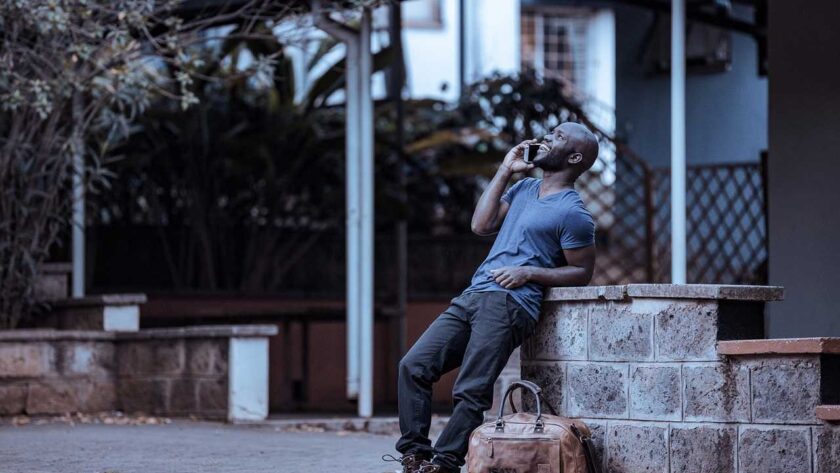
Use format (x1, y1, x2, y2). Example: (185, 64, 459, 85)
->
(312, 2, 361, 400)
(358, 6, 374, 419)
(671, 0, 687, 284)
(71, 92, 85, 298)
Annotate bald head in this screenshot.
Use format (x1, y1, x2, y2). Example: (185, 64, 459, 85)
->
(536, 122, 600, 178)
(565, 122, 599, 177)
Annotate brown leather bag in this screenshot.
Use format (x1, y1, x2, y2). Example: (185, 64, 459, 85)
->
(466, 380, 600, 473)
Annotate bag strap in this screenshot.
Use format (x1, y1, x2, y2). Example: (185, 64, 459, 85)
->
(570, 424, 602, 473)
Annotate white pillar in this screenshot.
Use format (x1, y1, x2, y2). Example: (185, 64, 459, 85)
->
(312, 2, 361, 401)
(358, 7, 375, 419)
(346, 37, 362, 401)
(71, 93, 85, 298)
(670, 0, 687, 284)
(228, 337, 269, 422)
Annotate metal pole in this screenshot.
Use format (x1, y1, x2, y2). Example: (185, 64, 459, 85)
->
(358, 6, 374, 419)
(71, 92, 85, 298)
(312, 2, 361, 401)
(671, 0, 687, 284)
(390, 0, 408, 364)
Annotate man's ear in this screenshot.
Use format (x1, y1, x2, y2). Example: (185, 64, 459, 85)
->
(568, 152, 583, 165)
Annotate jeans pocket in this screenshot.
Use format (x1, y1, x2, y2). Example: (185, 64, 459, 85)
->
(504, 293, 533, 341)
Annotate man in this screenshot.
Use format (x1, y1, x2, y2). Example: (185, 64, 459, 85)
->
(390, 122, 599, 473)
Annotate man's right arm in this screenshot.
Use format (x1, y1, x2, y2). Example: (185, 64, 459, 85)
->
(470, 140, 535, 235)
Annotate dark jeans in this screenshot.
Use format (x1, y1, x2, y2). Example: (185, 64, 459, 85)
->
(395, 290, 536, 471)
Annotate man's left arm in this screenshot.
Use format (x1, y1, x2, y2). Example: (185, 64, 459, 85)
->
(490, 245, 595, 289)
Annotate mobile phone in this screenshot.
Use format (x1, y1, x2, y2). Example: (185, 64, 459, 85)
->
(523, 143, 542, 163)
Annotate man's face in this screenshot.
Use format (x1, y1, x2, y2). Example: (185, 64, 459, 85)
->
(533, 123, 580, 172)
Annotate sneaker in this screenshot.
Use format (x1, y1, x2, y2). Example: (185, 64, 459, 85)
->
(382, 453, 427, 473)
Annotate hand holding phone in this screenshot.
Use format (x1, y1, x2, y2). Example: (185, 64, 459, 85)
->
(523, 143, 542, 164)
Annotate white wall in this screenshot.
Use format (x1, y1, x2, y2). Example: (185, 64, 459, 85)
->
(403, 0, 462, 100)
(470, 0, 520, 81)
(766, 0, 840, 337)
(614, 5, 768, 167)
(402, 0, 521, 100)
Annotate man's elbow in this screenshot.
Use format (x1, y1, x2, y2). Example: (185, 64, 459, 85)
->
(471, 223, 496, 236)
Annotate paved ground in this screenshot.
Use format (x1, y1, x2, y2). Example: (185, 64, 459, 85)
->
(0, 420, 416, 473)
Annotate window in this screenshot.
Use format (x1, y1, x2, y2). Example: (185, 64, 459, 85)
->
(521, 8, 591, 87)
(648, 15, 733, 74)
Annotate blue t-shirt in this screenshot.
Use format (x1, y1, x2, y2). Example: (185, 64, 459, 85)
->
(463, 177, 595, 319)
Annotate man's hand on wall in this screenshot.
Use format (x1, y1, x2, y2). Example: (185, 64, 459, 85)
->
(489, 266, 532, 289)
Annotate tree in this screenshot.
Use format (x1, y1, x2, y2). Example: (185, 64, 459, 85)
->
(0, 0, 303, 328)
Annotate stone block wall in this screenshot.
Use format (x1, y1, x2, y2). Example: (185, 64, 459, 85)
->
(520, 284, 840, 473)
(0, 333, 116, 416)
(116, 337, 229, 418)
(0, 325, 276, 421)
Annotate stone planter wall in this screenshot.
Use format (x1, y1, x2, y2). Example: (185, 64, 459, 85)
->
(0, 325, 276, 422)
(520, 284, 840, 473)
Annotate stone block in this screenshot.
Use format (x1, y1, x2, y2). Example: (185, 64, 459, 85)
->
(0, 384, 27, 415)
(118, 378, 169, 414)
(589, 302, 652, 361)
(567, 363, 628, 418)
(55, 307, 105, 330)
(749, 357, 820, 423)
(670, 425, 736, 473)
(34, 270, 69, 301)
(118, 340, 184, 376)
(629, 364, 681, 421)
(169, 378, 199, 413)
(813, 426, 840, 473)
(0, 343, 54, 377)
(606, 423, 668, 473)
(57, 341, 114, 376)
(186, 339, 228, 376)
(738, 426, 811, 473)
(653, 300, 720, 361)
(198, 377, 228, 415)
(521, 362, 564, 416)
(26, 379, 79, 414)
(683, 363, 750, 422)
(525, 302, 588, 361)
(74, 377, 117, 412)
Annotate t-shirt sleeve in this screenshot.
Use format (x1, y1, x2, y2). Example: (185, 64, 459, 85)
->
(559, 208, 596, 249)
(501, 178, 530, 204)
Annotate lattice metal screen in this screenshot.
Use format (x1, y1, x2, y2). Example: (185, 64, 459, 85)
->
(578, 150, 653, 285)
(650, 162, 769, 284)
(580, 154, 768, 286)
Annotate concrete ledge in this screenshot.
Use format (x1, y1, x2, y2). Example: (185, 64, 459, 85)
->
(718, 338, 840, 355)
(543, 284, 784, 302)
(816, 405, 840, 423)
(51, 294, 148, 308)
(117, 325, 278, 340)
(544, 285, 628, 302)
(0, 329, 116, 341)
(626, 284, 784, 301)
(0, 326, 277, 342)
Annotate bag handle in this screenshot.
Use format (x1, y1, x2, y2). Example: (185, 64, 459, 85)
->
(507, 386, 558, 417)
(495, 380, 547, 433)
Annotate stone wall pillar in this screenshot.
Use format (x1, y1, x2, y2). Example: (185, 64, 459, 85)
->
(518, 284, 840, 473)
